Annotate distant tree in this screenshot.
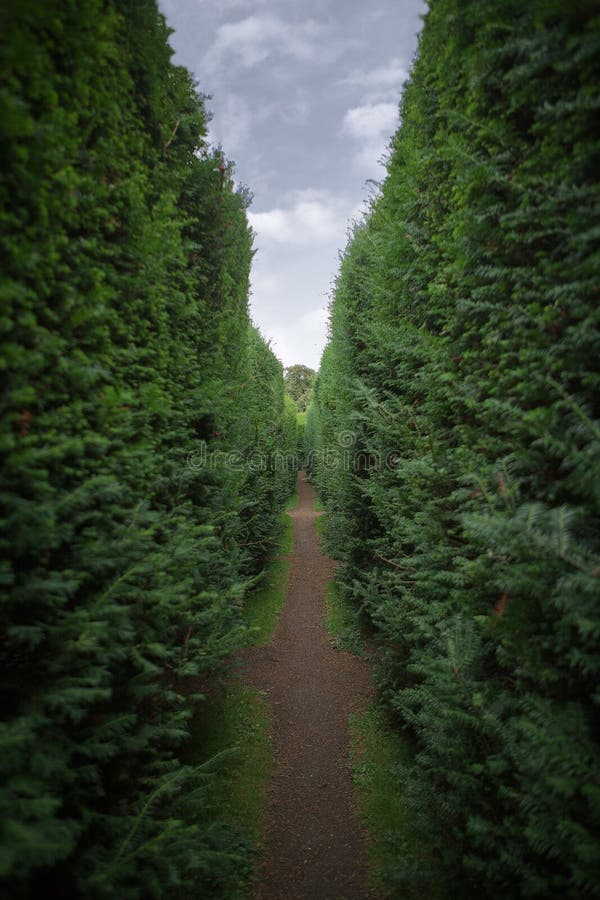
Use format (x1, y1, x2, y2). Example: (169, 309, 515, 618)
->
(284, 365, 316, 411)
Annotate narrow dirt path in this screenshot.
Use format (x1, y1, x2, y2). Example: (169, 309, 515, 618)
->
(242, 472, 377, 899)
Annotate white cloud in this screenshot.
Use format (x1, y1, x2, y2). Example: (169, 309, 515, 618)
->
(248, 189, 360, 368)
(208, 93, 252, 155)
(250, 208, 292, 242)
(206, 89, 310, 168)
(341, 102, 398, 141)
(341, 57, 408, 91)
(341, 102, 398, 174)
(205, 15, 324, 71)
(336, 60, 407, 173)
(250, 265, 284, 301)
(199, 0, 269, 12)
(267, 305, 329, 371)
(248, 189, 349, 246)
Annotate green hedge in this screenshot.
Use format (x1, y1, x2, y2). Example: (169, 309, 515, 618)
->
(1, 2, 295, 896)
(309, 2, 600, 896)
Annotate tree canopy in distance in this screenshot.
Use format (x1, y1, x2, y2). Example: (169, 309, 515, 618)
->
(284, 365, 317, 412)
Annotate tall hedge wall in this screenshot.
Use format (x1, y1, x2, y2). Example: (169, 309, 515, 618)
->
(1, 2, 295, 896)
(309, 1, 600, 896)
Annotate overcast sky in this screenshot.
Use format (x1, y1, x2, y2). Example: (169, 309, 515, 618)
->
(158, 0, 427, 370)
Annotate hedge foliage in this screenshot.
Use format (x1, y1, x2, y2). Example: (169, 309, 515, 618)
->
(1, 1, 296, 896)
(308, 1, 600, 896)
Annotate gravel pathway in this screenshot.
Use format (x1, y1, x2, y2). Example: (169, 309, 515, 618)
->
(243, 472, 378, 899)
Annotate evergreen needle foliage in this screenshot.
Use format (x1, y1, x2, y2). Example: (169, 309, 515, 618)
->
(308, 2, 600, 896)
(0, 2, 297, 896)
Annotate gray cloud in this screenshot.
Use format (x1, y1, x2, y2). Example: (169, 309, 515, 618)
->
(159, 0, 426, 367)
(205, 15, 325, 71)
(248, 189, 350, 246)
(341, 101, 399, 172)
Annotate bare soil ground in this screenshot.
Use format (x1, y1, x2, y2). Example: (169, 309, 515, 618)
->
(241, 472, 378, 899)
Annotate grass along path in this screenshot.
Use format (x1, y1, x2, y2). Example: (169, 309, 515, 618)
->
(242, 491, 296, 646)
(178, 495, 297, 897)
(315, 507, 445, 899)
